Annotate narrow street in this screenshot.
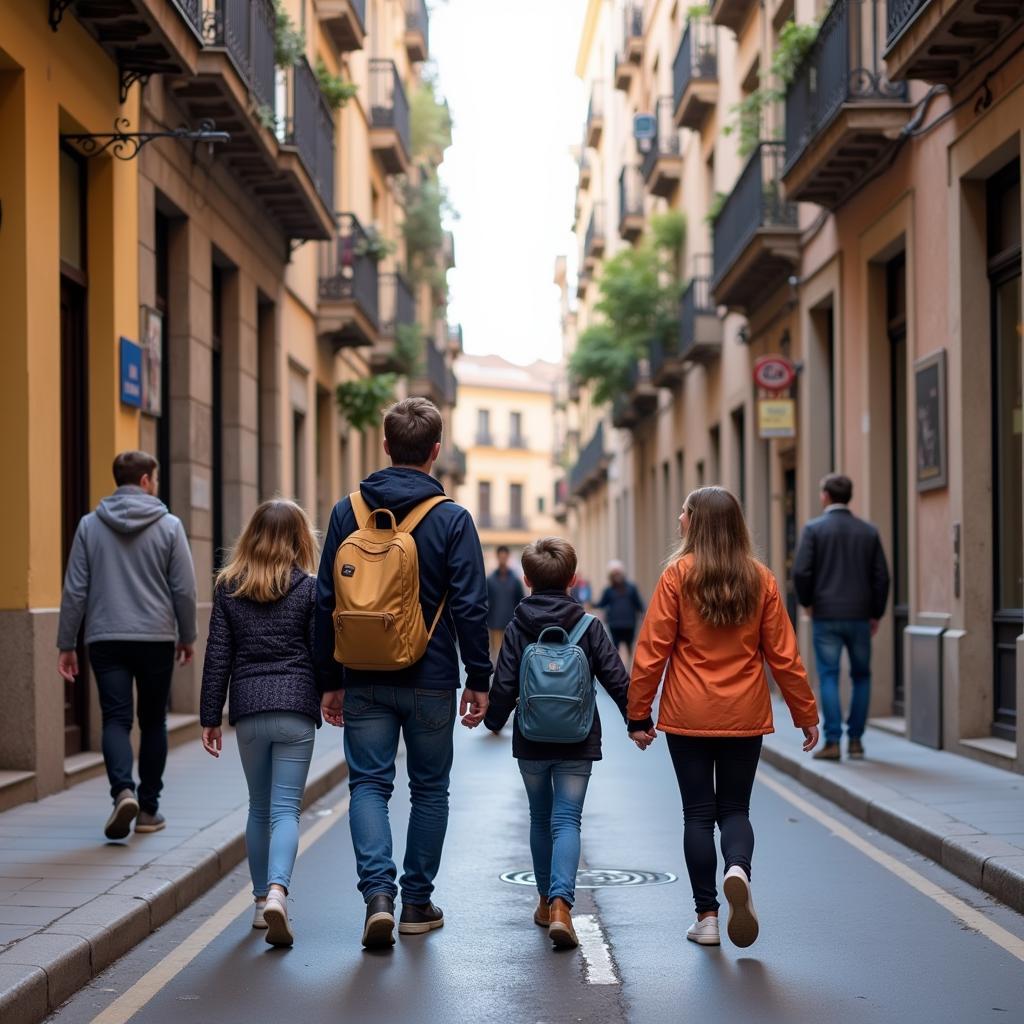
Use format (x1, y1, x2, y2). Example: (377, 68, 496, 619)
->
(47, 690, 1024, 1024)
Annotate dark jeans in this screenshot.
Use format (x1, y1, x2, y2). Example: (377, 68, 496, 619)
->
(609, 626, 635, 653)
(343, 685, 456, 905)
(89, 641, 176, 813)
(812, 619, 872, 744)
(666, 734, 763, 914)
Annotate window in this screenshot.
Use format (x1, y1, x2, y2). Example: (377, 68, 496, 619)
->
(731, 406, 746, 511)
(537, 496, 545, 514)
(211, 264, 224, 569)
(510, 483, 524, 528)
(708, 426, 720, 483)
(476, 409, 492, 445)
(675, 449, 685, 512)
(292, 409, 306, 504)
(478, 480, 492, 526)
(509, 411, 524, 447)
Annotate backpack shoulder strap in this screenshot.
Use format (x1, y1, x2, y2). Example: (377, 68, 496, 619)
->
(397, 495, 452, 534)
(567, 613, 595, 647)
(348, 491, 374, 530)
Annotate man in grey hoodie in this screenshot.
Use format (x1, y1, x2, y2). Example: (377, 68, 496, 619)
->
(58, 451, 197, 839)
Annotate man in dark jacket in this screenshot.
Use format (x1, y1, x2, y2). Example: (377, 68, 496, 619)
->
(57, 451, 197, 840)
(486, 545, 525, 662)
(315, 398, 491, 949)
(793, 474, 890, 761)
(596, 561, 644, 659)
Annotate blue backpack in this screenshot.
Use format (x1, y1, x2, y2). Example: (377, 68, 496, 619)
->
(518, 614, 597, 743)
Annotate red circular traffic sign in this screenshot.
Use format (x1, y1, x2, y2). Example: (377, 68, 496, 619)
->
(753, 355, 796, 393)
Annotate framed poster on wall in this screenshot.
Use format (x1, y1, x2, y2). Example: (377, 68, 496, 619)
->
(140, 305, 163, 416)
(915, 349, 947, 492)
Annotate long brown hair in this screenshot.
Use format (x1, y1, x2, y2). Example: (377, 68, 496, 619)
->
(216, 500, 317, 603)
(674, 486, 762, 627)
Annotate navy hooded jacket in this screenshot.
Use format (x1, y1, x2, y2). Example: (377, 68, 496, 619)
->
(314, 467, 492, 694)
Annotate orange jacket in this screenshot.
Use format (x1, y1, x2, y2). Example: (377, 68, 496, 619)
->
(628, 557, 818, 737)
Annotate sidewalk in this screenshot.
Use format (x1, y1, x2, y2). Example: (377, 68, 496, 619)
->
(762, 702, 1024, 914)
(0, 728, 346, 1023)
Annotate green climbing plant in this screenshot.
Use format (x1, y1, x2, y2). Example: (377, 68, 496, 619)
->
(336, 375, 397, 432)
(273, 0, 305, 68)
(395, 323, 424, 377)
(355, 225, 397, 264)
(315, 58, 358, 110)
(410, 79, 453, 164)
(704, 190, 728, 225)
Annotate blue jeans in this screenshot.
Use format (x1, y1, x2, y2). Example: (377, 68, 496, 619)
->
(343, 686, 456, 905)
(236, 712, 316, 898)
(812, 619, 873, 744)
(518, 759, 593, 907)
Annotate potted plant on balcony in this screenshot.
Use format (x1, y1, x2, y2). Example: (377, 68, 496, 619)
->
(336, 375, 398, 433)
(273, 0, 305, 68)
(355, 226, 396, 264)
(315, 58, 358, 111)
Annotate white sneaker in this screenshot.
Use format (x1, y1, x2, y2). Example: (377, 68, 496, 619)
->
(252, 900, 268, 929)
(722, 866, 759, 948)
(686, 916, 721, 946)
(263, 890, 294, 947)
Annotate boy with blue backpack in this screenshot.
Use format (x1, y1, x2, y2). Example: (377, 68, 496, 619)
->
(484, 537, 648, 949)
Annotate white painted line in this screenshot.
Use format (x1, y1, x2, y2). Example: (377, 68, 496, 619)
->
(759, 772, 1024, 963)
(574, 913, 620, 985)
(90, 794, 351, 1024)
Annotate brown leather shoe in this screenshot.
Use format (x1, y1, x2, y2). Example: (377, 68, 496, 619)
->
(548, 898, 578, 949)
(848, 738, 865, 759)
(533, 896, 551, 927)
(813, 742, 841, 761)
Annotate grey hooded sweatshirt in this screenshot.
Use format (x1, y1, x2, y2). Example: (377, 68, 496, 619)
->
(57, 486, 198, 650)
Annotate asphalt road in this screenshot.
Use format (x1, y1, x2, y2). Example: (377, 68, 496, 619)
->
(48, 689, 1024, 1024)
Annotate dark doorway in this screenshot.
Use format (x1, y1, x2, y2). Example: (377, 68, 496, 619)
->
(211, 264, 225, 569)
(155, 211, 172, 507)
(887, 253, 909, 716)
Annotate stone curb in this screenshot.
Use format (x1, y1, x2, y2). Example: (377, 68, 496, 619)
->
(760, 743, 1024, 916)
(0, 751, 347, 1024)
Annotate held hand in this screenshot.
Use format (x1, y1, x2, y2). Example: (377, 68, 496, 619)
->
(801, 725, 820, 752)
(176, 643, 194, 667)
(321, 690, 345, 727)
(460, 688, 489, 728)
(202, 727, 222, 758)
(870, 619, 880, 637)
(630, 728, 657, 750)
(57, 650, 79, 683)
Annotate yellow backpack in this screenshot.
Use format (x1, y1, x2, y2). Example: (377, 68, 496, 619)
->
(332, 491, 451, 671)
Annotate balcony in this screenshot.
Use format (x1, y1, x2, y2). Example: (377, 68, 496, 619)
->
(477, 514, 530, 533)
(476, 430, 495, 447)
(618, 165, 644, 241)
(712, 142, 800, 315)
(640, 98, 683, 199)
(570, 422, 610, 497)
(711, 0, 758, 33)
(615, 4, 644, 90)
(317, 0, 367, 53)
(436, 445, 467, 486)
(369, 59, 411, 175)
(585, 84, 605, 148)
(553, 478, 569, 523)
(578, 150, 592, 191)
(650, 263, 722, 386)
(583, 202, 606, 271)
(885, 0, 1024, 84)
(317, 214, 380, 349)
(673, 18, 718, 130)
(370, 271, 415, 372)
(612, 359, 658, 429)
(448, 323, 464, 354)
(171, 1, 335, 240)
(405, 0, 429, 63)
(783, 1, 911, 209)
(576, 269, 591, 300)
(410, 338, 450, 407)
(55, 0, 203, 95)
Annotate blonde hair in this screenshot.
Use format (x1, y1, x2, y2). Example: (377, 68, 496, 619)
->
(216, 500, 317, 603)
(673, 486, 762, 628)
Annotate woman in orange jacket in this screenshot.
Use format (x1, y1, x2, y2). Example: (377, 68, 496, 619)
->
(628, 486, 819, 950)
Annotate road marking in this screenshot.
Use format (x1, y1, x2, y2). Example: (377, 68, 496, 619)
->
(574, 914, 620, 985)
(759, 772, 1024, 963)
(90, 794, 350, 1024)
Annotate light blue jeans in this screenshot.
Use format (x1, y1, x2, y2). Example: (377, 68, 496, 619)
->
(236, 712, 316, 898)
(518, 759, 593, 907)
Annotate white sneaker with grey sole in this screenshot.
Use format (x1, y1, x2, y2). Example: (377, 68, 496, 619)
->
(263, 891, 294, 946)
(253, 900, 268, 929)
(686, 916, 721, 946)
(723, 866, 759, 948)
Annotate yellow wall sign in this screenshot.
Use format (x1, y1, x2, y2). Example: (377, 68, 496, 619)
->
(758, 398, 796, 439)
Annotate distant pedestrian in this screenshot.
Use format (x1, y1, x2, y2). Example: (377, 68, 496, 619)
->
(200, 500, 320, 947)
(569, 573, 592, 606)
(793, 473, 890, 762)
(487, 545, 525, 662)
(315, 398, 491, 949)
(596, 560, 644, 658)
(484, 538, 638, 950)
(629, 487, 819, 950)
(57, 452, 197, 841)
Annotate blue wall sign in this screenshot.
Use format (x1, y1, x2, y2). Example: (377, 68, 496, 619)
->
(120, 337, 143, 408)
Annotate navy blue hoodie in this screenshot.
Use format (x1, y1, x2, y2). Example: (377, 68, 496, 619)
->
(314, 467, 492, 693)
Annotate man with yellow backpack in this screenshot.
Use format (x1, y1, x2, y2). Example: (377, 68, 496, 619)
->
(315, 397, 492, 949)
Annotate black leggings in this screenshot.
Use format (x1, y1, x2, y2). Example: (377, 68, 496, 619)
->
(666, 734, 763, 914)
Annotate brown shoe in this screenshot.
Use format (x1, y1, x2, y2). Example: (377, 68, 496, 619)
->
(533, 896, 551, 927)
(848, 738, 865, 760)
(548, 898, 578, 949)
(813, 742, 841, 761)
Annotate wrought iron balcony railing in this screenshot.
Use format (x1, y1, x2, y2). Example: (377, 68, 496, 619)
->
(712, 142, 797, 287)
(640, 97, 681, 185)
(618, 165, 644, 238)
(369, 58, 411, 157)
(175, 0, 204, 34)
(204, 0, 276, 111)
(570, 422, 608, 497)
(615, 4, 644, 87)
(673, 17, 717, 120)
(584, 202, 606, 265)
(785, 0, 907, 174)
(318, 214, 380, 327)
(283, 56, 336, 211)
(886, 0, 928, 44)
(405, 0, 429, 58)
(586, 82, 605, 147)
(424, 338, 449, 402)
(378, 271, 415, 336)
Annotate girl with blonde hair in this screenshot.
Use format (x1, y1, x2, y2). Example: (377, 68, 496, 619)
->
(628, 487, 819, 949)
(200, 500, 320, 947)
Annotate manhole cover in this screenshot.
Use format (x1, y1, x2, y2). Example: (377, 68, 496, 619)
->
(500, 869, 676, 888)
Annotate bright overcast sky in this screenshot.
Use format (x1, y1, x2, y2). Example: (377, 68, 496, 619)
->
(430, 0, 588, 366)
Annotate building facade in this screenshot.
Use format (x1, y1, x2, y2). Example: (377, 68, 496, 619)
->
(0, 0, 460, 809)
(563, 0, 1023, 771)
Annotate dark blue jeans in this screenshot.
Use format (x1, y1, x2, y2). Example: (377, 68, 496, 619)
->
(812, 619, 873, 744)
(343, 686, 456, 905)
(88, 640, 176, 813)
